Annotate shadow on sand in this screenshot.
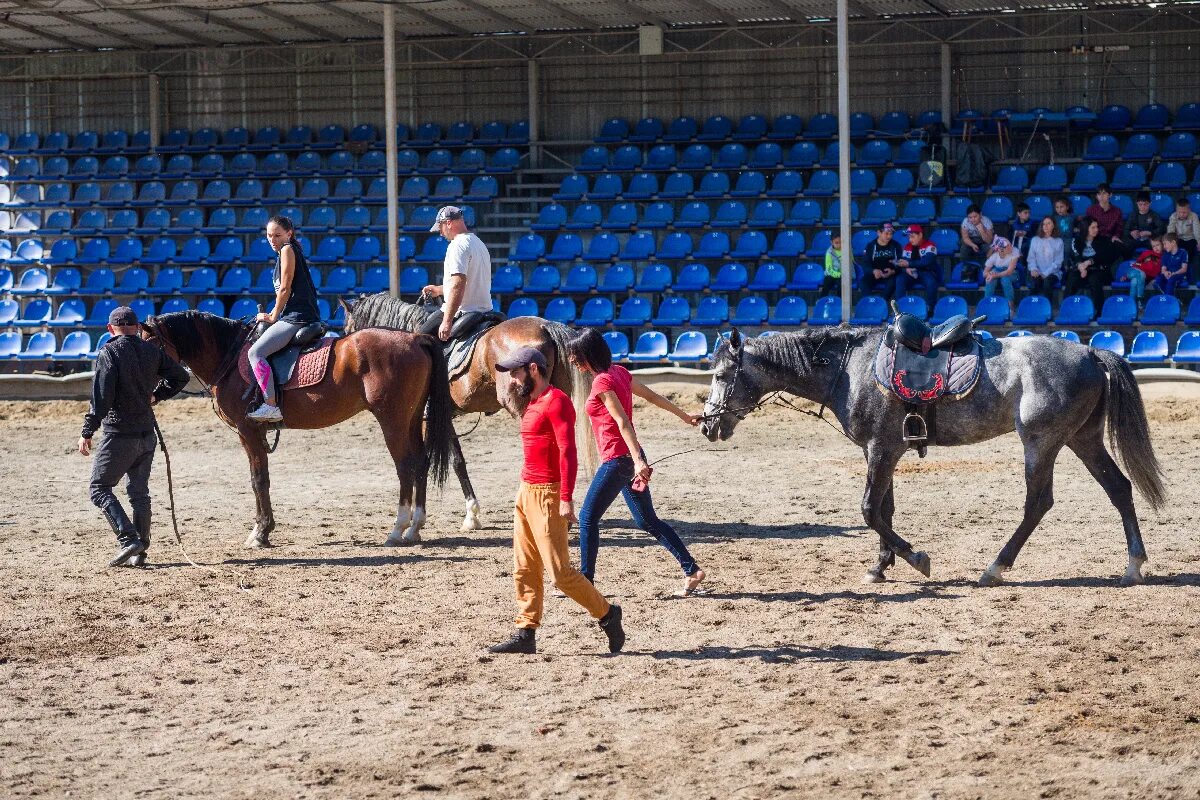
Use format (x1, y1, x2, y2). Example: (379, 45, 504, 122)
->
(224, 553, 479, 568)
(624, 643, 957, 664)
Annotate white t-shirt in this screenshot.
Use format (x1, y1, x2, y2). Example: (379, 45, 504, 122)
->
(443, 232, 492, 314)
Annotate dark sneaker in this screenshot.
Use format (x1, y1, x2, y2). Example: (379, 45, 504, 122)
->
(108, 539, 146, 568)
(598, 604, 625, 653)
(487, 628, 536, 654)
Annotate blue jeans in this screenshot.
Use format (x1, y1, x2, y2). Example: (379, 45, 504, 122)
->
(577, 453, 699, 582)
(1128, 268, 1147, 301)
(895, 269, 939, 309)
(1154, 272, 1185, 297)
(982, 269, 1016, 304)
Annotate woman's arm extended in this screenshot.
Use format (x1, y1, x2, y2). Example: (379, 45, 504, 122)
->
(630, 379, 699, 426)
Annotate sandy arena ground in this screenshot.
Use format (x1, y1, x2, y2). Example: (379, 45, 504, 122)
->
(1, 384, 1199, 799)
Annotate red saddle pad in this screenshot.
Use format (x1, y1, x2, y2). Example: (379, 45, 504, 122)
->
(238, 337, 335, 391)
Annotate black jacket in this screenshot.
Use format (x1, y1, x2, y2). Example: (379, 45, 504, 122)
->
(81, 335, 190, 438)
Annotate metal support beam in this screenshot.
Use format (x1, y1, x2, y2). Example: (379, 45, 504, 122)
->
(528, 59, 540, 169)
(837, 0, 852, 324)
(148, 74, 161, 154)
(457, 0, 529, 32)
(2, 16, 88, 49)
(383, 5, 401, 298)
(523, 0, 596, 30)
(940, 43, 952, 149)
(41, 11, 158, 50)
(258, 5, 345, 42)
(107, 8, 224, 48)
(174, 7, 285, 46)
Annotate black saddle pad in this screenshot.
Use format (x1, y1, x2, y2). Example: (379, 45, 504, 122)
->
(874, 329, 983, 405)
(445, 315, 504, 379)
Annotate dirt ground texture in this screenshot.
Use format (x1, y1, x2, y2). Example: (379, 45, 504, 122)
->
(1, 383, 1199, 799)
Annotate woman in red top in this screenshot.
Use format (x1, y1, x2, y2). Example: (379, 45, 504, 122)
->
(566, 329, 708, 596)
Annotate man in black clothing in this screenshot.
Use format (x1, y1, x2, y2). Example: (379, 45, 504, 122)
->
(78, 306, 190, 567)
(858, 222, 902, 300)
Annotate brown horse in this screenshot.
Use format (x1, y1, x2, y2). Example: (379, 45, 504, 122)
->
(340, 293, 592, 531)
(140, 310, 455, 547)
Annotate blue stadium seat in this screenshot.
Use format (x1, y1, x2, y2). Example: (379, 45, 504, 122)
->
(603, 331, 630, 361)
(929, 295, 968, 325)
(490, 147, 522, 172)
(877, 168, 914, 197)
(660, 172, 694, 199)
(16, 331, 56, 359)
(749, 142, 782, 169)
(615, 296, 652, 326)
(180, 267, 217, 295)
(733, 114, 768, 141)
(899, 197, 935, 226)
(673, 263, 710, 292)
(694, 171, 730, 199)
(730, 231, 768, 260)
(510, 234, 546, 263)
(680, 144, 713, 170)
(863, 198, 898, 227)
(144, 267, 183, 296)
(982, 196, 1014, 224)
(1097, 295, 1136, 325)
(107, 238, 143, 266)
(664, 116, 699, 143)
(1140, 294, 1180, 325)
(714, 143, 747, 169)
(1069, 163, 1106, 192)
(893, 294, 928, 320)
(767, 114, 803, 141)
(595, 118, 629, 143)
(464, 176, 497, 201)
(763, 296, 805, 327)
(589, 172, 623, 200)
(1149, 161, 1186, 190)
(655, 232, 692, 260)
(101, 209, 138, 236)
(1122, 133, 1158, 161)
(879, 111, 912, 138)
(766, 170, 803, 197)
(635, 263, 672, 293)
(546, 234, 583, 263)
(629, 117, 664, 143)
(1108, 163, 1146, 193)
(1012, 295, 1051, 326)
(974, 295, 1010, 325)
(859, 140, 892, 167)
(1089, 330, 1126, 356)
(141, 239, 176, 266)
(695, 231, 730, 260)
(806, 169, 838, 196)
(1053, 295, 1095, 325)
(1162, 132, 1197, 161)
(786, 198, 820, 226)
(507, 297, 539, 318)
(544, 297, 576, 325)
(624, 172, 659, 200)
(75, 238, 110, 266)
(1031, 164, 1068, 192)
(849, 295, 888, 325)
(414, 237, 448, 264)
(675, 201, 711, 229)
(730, 171, 766, 198)
(42, 267, 81, 296)
(744, 261, 785, 292)
(784, 141, 819, 168)
(531, 203, 567, 231)
(820, 141, 854, 167)
(583, 234, 620, 262)
(691, 297, 728, 327)
(489, 265, 522, 294)
(399, 266, 428, 295)
(849, 169, 877, 196)
(1133, 103, 1169, 130)
(69, 183, 101, 206)
(563, 264, 597, 293)
(731, 296, 769, 326)
(698, 114, 734, 142)
(344, 236, 381, 263)
(785, 261, 822, 291)
(641, 202, 675, 229)
(51, 330, 92, 360)
(712, 200, 747, 228)
(822, 199, 859, 226)
(1048, 330, 1080, 343)
(431, 176, 463, 201)
(746, 200, 784, 229)
(619, 232, 656, 261)
(804, 113, 837, 140)
(332, 205, 368, 233)
(809, 295, 842, 326)
(599, 263, 634, 293)
(646, 145, 677, 171)
(13, 299, 52, 327)
(669, 331, 710, 363)
(653, 297, 691, 326)
(309, 235, 347, 265)
(628, 331, 669, 362)
(1096, 105, 1132, 131)
(566, 203, 602, 230)
(578, 145, 609, 172)
(1173, 331, 1200, 363)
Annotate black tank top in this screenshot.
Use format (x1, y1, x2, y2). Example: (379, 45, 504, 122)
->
(274, 243, 321, 324)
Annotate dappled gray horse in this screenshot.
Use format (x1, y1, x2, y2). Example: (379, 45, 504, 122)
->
(701, 327, 1166, 586)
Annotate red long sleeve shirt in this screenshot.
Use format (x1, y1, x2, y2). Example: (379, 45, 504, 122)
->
(1086, 203, 1124, 240)
(519, 385, 578, 501)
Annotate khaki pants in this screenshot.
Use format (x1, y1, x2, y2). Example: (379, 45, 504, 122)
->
(513, 482, 610, 629)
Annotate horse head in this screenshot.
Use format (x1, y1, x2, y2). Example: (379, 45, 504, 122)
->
(701, 328, 761, 442)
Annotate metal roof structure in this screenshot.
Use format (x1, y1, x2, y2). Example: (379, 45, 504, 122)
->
(0, 0, 1193, 53)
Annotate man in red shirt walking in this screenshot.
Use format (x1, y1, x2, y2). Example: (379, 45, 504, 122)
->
(489, 346, 626, 655)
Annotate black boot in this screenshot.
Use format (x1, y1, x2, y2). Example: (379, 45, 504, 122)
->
(101, 507, 143, 568)
(488, 628, 536, 654)
(598, 604, 625, 653)
(132, 508, 151, 568)
(108, 537, 146, 568)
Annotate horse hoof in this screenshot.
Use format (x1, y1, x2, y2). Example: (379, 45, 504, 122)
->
(460, 516, 483, 532)
(1120, 572, 1145, 587)
(243, 537, 270, 549)
(906, 551, 931, 577)
(402, 530, 421, 545)
(978, 570, 1004, 587)
(862, 571, 886, 584)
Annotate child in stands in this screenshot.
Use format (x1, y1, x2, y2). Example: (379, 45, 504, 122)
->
(1128, 235, 1162, 306)
(1156, 233, 1189, 297)
(821, 232, 843, 296)
(1010, 202, 1036, 263)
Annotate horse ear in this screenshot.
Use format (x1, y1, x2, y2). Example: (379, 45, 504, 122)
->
(889, 299, 901, 318)
(729, 327, 743, 351)
(338, 297, 353, 315)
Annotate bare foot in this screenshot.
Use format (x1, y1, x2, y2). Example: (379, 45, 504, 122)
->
(684, 569, 706, 593)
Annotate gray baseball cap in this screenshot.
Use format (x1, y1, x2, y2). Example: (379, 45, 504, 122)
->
(429, 205, 464, 232)
(495, 346, 548, 373)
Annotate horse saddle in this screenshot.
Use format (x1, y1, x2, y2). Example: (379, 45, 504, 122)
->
(874, 312, 984, 456)
(239, 322, 334, 393)
(444, 311, 505, 381)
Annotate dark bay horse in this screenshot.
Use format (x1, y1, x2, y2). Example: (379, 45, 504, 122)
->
(141, 311, 454, 547)
(701, 328, 1166, 586)
(340, 293, 592, 531)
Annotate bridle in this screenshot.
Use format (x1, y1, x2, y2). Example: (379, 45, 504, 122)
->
(701, 331, 855, 441)
(142, 315, 253, 434)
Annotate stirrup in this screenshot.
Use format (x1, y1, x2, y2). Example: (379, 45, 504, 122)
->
(247, 403, 283, 423)
(902, 412, 929, 459)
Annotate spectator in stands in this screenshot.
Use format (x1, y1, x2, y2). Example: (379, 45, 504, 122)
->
(420, 205, 494, 342)
(1066, 217, 1119, 312)
(1053, 196, 1076, 239)
(1124, 191, 1165, 253)
(859, 222, 901, 300)
(982, 236, 1020, 314)
(1128, 235, 1162, 306)
(1085, 184, 1125, 252)
(895, 224, 940, 309)
(1166, 197, 1200, 283)
(247, 215, 322, 424)
(1010, 202, 1036, 263)
(1027, 216, 1064, 297)
(78, 305, 190, 568)
(958, 204, 994, 281)
(822, 232, 843, 297)
(1156, 233, 1189, 297)
(565, 329, 706, 598)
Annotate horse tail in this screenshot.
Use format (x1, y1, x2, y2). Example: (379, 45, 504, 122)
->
(1092, 348, 1166, 512)
(540, 320, 598, 474)
(418, 333, 454, 488)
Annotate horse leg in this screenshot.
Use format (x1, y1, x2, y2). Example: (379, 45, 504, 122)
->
(861, 443, 930, 579)
(863, 480, 897, 583)
(1067, 428, 1148, 586)
(378, 414, 427, 546)
(239, 430, 275, 548)
(450, 434, 483, 531)
(979, 436, 1062, 587)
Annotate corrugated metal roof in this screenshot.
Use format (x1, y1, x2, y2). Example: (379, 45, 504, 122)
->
(0, 0, 1187, 52)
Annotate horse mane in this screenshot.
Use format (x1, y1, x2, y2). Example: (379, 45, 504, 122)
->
(347, 292, 434, 333)
(745, 327, 875, 377)
(153, 310, 245, 361)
